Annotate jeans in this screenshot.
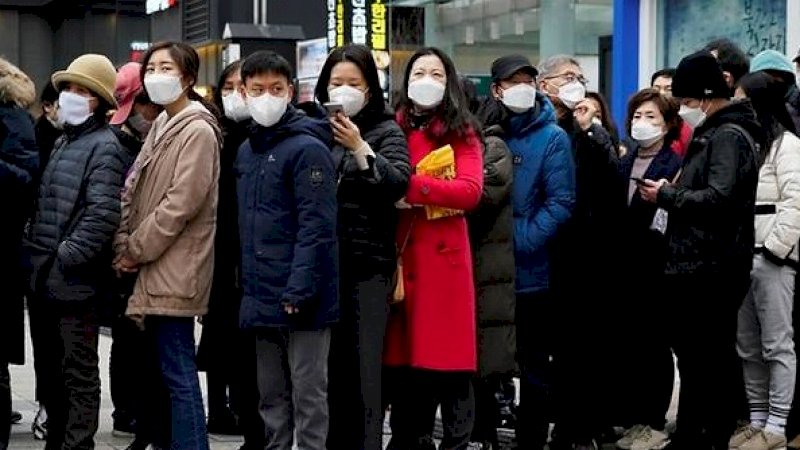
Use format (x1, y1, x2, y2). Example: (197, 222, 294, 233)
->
(143, 316, 209, 450)
(738, 254, 797, 428)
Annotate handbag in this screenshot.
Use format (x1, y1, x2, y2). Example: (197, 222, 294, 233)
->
(389, 217, 415, 305)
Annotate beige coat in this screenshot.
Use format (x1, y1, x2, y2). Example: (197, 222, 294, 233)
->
(115, 102, 222, 319)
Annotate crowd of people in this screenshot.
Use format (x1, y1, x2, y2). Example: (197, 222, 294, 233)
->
(1, 35, 800, 450)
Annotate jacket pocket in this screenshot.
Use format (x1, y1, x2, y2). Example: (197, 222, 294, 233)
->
(144, 237, 198, 299)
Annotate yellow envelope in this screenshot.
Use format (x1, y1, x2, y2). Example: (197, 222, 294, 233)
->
(416, 145, 462, 220)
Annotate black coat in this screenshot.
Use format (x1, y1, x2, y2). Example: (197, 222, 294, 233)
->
(34, 115, 62, 175)
(334, 108, 410, 276)
(25, 116, 129, 305)
(198, 118, 248, 370)
(0, 103, 39, 365)
(657, 100, 761, 278)
(468, 126, 516, 377)
(787, 85, 800, 135)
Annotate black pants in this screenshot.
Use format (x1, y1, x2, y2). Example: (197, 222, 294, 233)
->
(327, 274, 390, 450)
(39, 306, 101, 450)
(387, 367, 475, 450)
(132, 318, 172, 448)
(666, 273, 747, 450)
(228, 331, 263, 449)
(28, 293, 52, 406)
(110, 314, 141, 427)
(0, 362, 9, 450)
(515, 291, 556, 450)
(471, 376, 502, 447)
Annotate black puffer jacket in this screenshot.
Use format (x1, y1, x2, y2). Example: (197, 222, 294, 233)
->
(334, 107, 410, 273)
(468, 126, 516, 377)
(26, 116, 129, 303)
(657, 100, 761, 277)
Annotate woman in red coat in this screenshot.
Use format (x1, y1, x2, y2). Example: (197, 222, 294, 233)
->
(384, 47, 483, 450)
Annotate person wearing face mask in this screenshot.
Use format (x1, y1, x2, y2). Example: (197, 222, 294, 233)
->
(0, 56, 39, 450)
(23, 53, 128, 450)
(196, 59, 264, 450)
(384, 47, 483, 450)
(638, 50, 761, 450)
(535, 55, 623, 450)
(312, 44, 410, 450)
(33, 82, 62, 175)
(612, 88, 682, 450)
(475, 54, 575, 450)
(235, 50, 337, 450)
(113, 41, 222, 450)
(727, 71, 800, 450)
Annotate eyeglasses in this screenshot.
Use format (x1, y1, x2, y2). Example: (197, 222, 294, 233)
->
(544, 72, 588, 86)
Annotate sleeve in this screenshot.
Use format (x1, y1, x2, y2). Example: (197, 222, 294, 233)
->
(657, 127, 745, 213)
(126, 124, 219, 263)
(58, 142, 126, 267)
(764, 135, 800, 258)
(480, 136, 513, 208)
(281, 142, 338, 308)
(405, 128, 484, 211)
(0, 108, 39, 191)
(514, 130, 576, 255)
(343, 124, 411, 203)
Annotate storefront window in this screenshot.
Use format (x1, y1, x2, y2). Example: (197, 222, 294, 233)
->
(389, 0, 612, 94)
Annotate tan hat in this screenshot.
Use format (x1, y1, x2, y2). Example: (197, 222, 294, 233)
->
(52, 54, 118, 107)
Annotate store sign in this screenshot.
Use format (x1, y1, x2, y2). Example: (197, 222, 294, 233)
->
(146, 0, 178, 15)
(327, 0, 388, 52)
(129, 41, 151, 63)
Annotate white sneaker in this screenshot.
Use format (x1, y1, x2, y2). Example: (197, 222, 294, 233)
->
(617, 424, 646, 449)
(630, 427, 670, 450)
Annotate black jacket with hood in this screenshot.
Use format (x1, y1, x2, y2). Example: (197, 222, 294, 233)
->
(657, 100, 761, 277)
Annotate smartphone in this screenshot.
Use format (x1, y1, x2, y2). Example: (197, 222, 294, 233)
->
(323, 102, 344, 118)
(630, 177, 649, 185)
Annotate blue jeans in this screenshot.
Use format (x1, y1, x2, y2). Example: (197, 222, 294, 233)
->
(148, 316, 209, 450)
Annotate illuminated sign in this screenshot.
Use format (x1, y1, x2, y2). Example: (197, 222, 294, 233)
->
(326, 0, 388, 52)
(146, 0, 178, 15)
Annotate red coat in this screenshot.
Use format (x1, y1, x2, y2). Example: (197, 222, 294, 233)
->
(383, 112, 483, 371)
(670, 121, 692, 157)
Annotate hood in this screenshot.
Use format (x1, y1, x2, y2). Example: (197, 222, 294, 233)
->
(697, 99, 765, 148)
(249, 105, 333, 153)
(150, 101, 223, 150)
(0, 57, 35, 108)
(507, 92, 558, 136)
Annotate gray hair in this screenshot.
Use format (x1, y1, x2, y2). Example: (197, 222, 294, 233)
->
(537, 55, 581, 79)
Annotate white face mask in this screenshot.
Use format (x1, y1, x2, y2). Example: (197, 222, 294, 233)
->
(247, 93, 288, 128)
(57, 91, 93, 126)
(408, 77, 445, 109)
(128, 113, 153, 136)
(328, 85, 367, 117)
(631, 120, 665, 148)
(679, 103, 707, 129)
(222, 92, 251, 122)
(557, 81, 586, 110)
(144, 74, 185, 106)
(500, 84, 536, 113)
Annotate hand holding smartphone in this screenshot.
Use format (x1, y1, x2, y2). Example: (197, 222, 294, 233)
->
(631, 177, 649, 185)
(323, 102, 344, 119)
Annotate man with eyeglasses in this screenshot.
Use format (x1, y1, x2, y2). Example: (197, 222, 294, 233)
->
(534, 54, 623, 450)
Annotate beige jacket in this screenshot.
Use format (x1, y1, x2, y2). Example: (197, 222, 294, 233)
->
(115, 102, 222, 319)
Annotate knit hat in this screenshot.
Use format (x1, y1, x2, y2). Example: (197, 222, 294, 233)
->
(110, 62, 143, 125)
(750, 49, 795, 75)
(671, 51, 730, 99)
(52, 54, 118, 107)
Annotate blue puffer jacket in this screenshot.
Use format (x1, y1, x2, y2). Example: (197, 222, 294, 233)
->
(236, 106, 339, 330)
(506, 94, 575, 294)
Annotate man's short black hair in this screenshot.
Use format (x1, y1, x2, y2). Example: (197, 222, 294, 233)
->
(702, 38, 750, 84)
(241, 51, 293, 84)
(650, 68, 676, 86)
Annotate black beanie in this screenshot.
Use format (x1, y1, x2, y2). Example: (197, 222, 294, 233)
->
(672, 51, 730, 99)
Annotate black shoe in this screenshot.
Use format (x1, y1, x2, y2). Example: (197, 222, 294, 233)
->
(112, 417, 136, 437)
(9, 410, 21, 424)
(32, 405, 47, 440)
